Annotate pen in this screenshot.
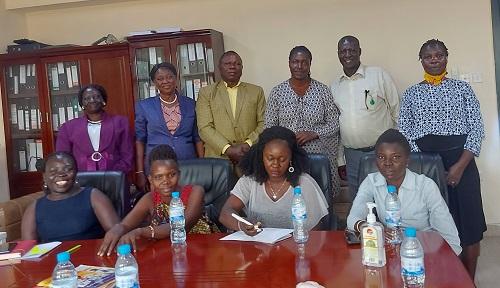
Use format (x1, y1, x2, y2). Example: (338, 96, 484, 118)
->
(231, 213, 263, 232)
(66, 245, 81, 254)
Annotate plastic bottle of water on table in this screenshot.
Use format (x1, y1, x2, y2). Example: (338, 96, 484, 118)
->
(385, 184, 402, 245)
(115, 244, 139, 288)
(291, 186, 308, 243)
(400, 227, 425, 288)
(51, 251, 77, 288)
(170, 191, 186, 244)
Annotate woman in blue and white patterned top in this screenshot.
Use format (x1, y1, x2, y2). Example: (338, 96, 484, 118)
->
(399, 39, 485, 280)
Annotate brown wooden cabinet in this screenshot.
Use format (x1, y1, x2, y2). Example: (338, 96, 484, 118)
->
(0, 44, 134, 199)
(0, 29, 224, 199)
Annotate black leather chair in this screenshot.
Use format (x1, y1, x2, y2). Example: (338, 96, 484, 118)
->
(306, 153, 337, 230)
(356, 152, 448, 204)
(178, 158, 237, 231)
(76, 171, 129, 218)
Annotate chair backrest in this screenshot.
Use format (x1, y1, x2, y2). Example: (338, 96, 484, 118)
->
(178, 158, 237, 230)
(306, 153, 336, 230)
(76, 171, 129, 218)
(356, 152, 448, 204)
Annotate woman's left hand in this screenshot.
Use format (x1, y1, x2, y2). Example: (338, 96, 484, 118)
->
(447, 163, 466, 187)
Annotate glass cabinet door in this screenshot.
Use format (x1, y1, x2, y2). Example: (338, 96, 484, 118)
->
(176, 42, 215, 100)
(46, 61, 82, 134)
(4, 63, 43, 172)
(134, 47, 165, 100)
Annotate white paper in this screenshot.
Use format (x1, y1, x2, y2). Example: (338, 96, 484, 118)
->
(51, 67, 59, 90)
(66, 67, 73, 88)
(66, 106, 74, 121)
(17, 109, 24, 130)
(14, 76, 19, 94)
(219, 228, 293, 244)
(58, 107, 66, 125)
(19, 65, 26, 84)
(187, 44, 196, 61)
(149, 47, 157, 65)
(19, 150, 26, 171)
(21, 241, 61, 259)
(57, 62, 64, 74)
(10, 104, 17, 124)
(30, 109, 37, 129)
(71, 66, 79, 86)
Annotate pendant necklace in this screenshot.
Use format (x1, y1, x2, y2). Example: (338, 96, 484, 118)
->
(267, 178, 288, 200)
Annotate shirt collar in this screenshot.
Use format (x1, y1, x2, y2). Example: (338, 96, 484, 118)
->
(372, 168, 414, 190)
(339, 64, 365, 81)
(224, 81, 241, 88)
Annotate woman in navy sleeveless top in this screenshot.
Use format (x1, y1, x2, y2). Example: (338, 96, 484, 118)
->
(21, 152, 119, 243)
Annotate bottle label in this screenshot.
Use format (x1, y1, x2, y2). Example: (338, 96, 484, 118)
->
(385, 210, 401, 228)
(116, 273, 139, 288)
(169, 207, 184, 221)
(292, 207, 307, 220)
(401, 256, 425, 276)
(362, 227, 380, 263)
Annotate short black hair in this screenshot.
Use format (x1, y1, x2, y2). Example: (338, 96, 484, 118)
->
(375, 129, 411, 155)
(337, 35, 360, 49)
(419, 39, 448, 60)
(148, 144, 178, 167)
(78, 84, 108, 107)
(239, 126, 309, 187)
(289, 45, 312, 62)
(149, 62, 177, 81)
(219, 50, 241, 64)
(42, 151, 77, 172)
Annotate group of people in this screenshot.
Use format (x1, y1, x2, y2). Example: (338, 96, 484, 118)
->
(20, 35, 486, 280)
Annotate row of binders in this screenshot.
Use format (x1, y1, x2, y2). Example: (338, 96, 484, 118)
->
(47, 62, 80, 91)
(5, 64, 37, 95)
(17, 139, 43, 172)
(178, 43, 215, 75)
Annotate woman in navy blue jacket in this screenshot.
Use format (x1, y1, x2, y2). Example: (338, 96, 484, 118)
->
(135, 62, 204, 191)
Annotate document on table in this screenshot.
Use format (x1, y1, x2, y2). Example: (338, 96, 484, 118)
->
(220, 228, 293, 244)
(21, 241, 61, 259)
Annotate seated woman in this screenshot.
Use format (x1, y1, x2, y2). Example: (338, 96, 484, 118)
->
(219, 126, 329, 236)
(21, 152, 119, 243)
(347, 129, 461, 255)
(98, 145, 211, 256)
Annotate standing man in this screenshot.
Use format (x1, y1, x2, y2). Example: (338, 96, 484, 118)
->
(332, 35, 400, 198)
(196, 51, 266, 170)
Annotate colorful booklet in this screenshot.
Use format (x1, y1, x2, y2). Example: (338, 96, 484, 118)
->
(0, 240, 37, 261)
(21, 241, 61, 259)
(37, 265, 115, 288)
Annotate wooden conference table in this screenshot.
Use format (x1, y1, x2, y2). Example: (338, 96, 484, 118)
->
(0, 231, 474, 288)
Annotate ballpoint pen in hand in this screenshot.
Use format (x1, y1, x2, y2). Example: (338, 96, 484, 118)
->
(231, 213, 263, 232)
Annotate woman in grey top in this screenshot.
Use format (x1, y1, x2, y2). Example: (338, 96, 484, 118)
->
(347, 129, 461, 255)
(219, 126, 329, 236)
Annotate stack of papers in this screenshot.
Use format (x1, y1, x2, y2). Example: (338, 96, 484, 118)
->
(220, 228, 293, 244)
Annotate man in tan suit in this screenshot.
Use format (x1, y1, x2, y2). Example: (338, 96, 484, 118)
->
(196, 51, 265, 165)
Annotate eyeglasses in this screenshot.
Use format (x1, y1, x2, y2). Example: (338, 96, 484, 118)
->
(421, 54, 447, 61)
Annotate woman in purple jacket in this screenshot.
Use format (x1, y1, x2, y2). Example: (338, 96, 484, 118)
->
(56, 84, 133, 173)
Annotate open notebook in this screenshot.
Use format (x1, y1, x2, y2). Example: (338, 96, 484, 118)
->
(220, 228, 293, 244)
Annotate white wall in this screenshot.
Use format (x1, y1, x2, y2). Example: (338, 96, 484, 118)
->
(1, 0, 498, 224)
(0, 0, 27, 201)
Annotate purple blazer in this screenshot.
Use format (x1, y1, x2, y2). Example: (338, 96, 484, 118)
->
(56, 113, 134, 172)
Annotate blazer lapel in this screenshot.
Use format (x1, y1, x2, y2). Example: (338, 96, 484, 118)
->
(74, 117, 95, 153)
(174, 96, 187, 136)
(153, 96, 169, 134)
(98, 113, 113, 151)
(217, 83, 235, 123)
(234, 83, 246, 123)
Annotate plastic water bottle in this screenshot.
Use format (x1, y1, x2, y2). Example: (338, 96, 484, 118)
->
(51, 251, 77, 288)
(400, 227, 425, 288)
(115, 244, 139, 288)
(169, 191, 186, 244)
(291, 186, 308, 243)
(385, 185, 402, 245)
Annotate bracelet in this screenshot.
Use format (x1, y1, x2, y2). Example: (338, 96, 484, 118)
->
(355, 221, 364, 233)
(135, 170, 144, 174)
(148, 225, 155, 239)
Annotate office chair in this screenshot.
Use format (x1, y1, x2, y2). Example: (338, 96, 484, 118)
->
(356, 152, 448, 204)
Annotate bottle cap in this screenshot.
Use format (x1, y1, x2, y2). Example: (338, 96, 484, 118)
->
(293, 186, 302, 195)
(366, 202, 377, 224)
(56, 251, 70, 263)
(172, 191, 180, 198)
(405, 227, 417, 237)
(387, 185, 397, 193)
(117, 244, 131, 255)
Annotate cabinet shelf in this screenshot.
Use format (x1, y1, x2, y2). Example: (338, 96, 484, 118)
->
(7, 92, 38, 99)
(49, 88, 80, 96)
(11, 131, 42, 139)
